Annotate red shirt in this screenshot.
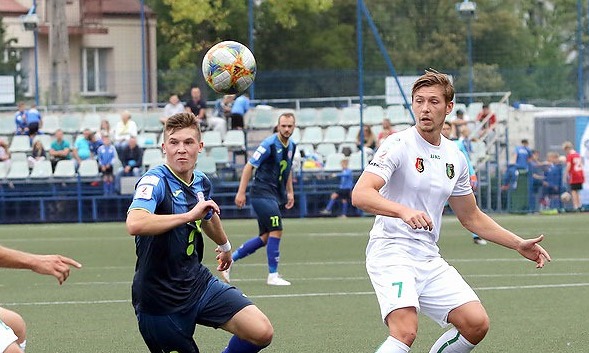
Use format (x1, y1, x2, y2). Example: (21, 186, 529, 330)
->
(566, 150, 585, 184)
(477, 111, 496, 128)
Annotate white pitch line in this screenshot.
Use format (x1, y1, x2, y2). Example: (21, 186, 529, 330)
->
(2, 283, 588, 307)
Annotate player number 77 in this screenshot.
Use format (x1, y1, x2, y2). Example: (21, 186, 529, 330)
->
(391, 282, 403, 298)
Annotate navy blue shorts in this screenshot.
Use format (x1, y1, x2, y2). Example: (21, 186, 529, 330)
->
(251, 197, 283, 234)
(135, 277, 253, 353)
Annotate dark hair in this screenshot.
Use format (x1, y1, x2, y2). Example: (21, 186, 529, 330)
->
(164, 112, 201, 141)
(443, 121, 452, 127)
(412, 69, 454, 103)
(456, 109, 464, 115)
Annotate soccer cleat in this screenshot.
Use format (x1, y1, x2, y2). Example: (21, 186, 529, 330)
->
(473, 237, 487, 245)
(220, 268, 231, 283)
(319, 209, 331, 215)
(267, 273, 291, 286)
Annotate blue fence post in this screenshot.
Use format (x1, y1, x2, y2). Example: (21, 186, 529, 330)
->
(297, 170, 307, 218)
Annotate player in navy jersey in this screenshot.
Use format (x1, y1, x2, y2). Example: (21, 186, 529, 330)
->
(223, 112, 297, 286)
(126, 112, 272, 353)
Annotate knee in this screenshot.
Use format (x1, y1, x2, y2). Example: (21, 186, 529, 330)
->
(251, 321, 273, 347)
(461, 313, 490, 344)
(395, 330, 417, 347)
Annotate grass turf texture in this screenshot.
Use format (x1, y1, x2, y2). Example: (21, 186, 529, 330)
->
(0, 214, 587, 352)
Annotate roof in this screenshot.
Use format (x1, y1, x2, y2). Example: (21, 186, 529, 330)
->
(0, 0, 28, 14)
(101, 0, 154, 16)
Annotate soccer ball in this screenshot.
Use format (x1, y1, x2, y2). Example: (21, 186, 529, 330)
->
(201, 41, 256, 94)
(560, 192, 572, 203)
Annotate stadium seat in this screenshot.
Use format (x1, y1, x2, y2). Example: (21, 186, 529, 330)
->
(466, 102, 483, 119)
(364, 106, 385, 126)
(137, 132, 159, 149)
(60, 114, 83, 134)
(339, 106, 361, 126)
(299, 126, 323, 145)
(489, 102, 510, 122)
(202, 130, 223, 149)
(315, 143, 337, 160)
(297, 143, 315, 157)
(32, 134, 53, 151)
(105, 113, 122, 128)
(9, 135, 31, 153)
(323, 153, 345, 172)
(81, 113, 102, 132)
(345, 126, 360, 143)
(10, 152, 27, 162)
(349, 150, 371, 171)
(322, 126, 346, 144)
(337, 142, 358, 156)
(41, 114, 60, 135)
(0, 115, 13, 136)
(29, 160, 53, 179)
(386, 105, 413, 125)
(78, 159, 100, 178)
(290, 127, 301, 144)
(53, 160, 76, 178)
(0, 162, 8, 179)
(208, 146, 230, 165)
(141, 112, 164, 133)
(246, 107, 275, 130)
(197, 155, 217, 177)
(222, 130, 245, 151)
(5, 161, 30, 179)
(142, 149, 164, 169)
(296, 108, 319, 128)
(317, 107, 340, 127)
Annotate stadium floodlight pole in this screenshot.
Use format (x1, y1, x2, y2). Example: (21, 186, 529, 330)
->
(456, 1, 476, 105)
(248, 0, 255, 100)
(357, 0, 365, 170)
(577, 0, 584, 108)
(140, 0, 147, 105)
(22, 1, 40, 106)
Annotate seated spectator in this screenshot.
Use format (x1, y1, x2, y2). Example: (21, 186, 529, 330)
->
(89, 131, 104, 158)
(377, 118, 395, 148)
(114, 111, 138, 155)
(73, 129, 94, 167)
(26, 103, 42, 139)
(96, 119, 114, 141)
(49, 129, 71, 171)
(184, 87, 208, 129)
(210, 94, 234, 138)
(160, 94, 185, 124)
(27, 140, 46, 169)
(14, 102, 28, 136)
(97, 134, 117, 194)
(476, 104, 497, 137)
(450, 109, 470, 139)
(119, 136, 143, 177)
(230, 92, 249, 130)
(356, 125, 377, 153)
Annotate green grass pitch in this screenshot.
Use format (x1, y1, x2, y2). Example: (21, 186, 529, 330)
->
(0, 214, 587, 352)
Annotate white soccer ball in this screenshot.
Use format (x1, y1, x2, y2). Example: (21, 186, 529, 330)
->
(201, 41, 256, 94)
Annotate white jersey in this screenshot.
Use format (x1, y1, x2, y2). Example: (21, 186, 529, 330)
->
(364, 126, 472, 259)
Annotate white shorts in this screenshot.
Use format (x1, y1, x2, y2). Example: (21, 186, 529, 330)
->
(366, 255, 479, 327)
(0, 320, 17, 353)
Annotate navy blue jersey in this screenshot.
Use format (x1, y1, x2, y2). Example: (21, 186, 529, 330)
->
(248, 134, 296, 204)
(128, 165, 214, 315)
(338, 168, 354, 190)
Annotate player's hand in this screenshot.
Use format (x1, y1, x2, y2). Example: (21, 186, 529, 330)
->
(285, 192, 295, 209)
(235, 192, 247, 208)
(215, 249, 232, 271)
(516, 235, 551, 268)
(31, 254, 82, 285)
(400, 207, 433, 231)
(188, 199, 220, 220)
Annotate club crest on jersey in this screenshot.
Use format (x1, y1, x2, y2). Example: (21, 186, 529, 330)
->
(446, 163, 455, 179)
(415, 158, 424, 173)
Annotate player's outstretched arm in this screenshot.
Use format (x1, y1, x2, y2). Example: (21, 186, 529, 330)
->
(201, 213, 232, 271)
(0, 246, 81, 285)
(235, 163, 254, 208)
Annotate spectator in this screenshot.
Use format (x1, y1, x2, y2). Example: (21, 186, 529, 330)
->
(160, 94, 185, 124)
(48, 129, 71, 171)
(14, 102, 28, 136)
(528, 149, 546, 212)
(377, 118, 395, 148)
(97, 134, 117, 194)
(356, 125, 377, 153)
(27, 140, 46, 169)
(114, 111, 138, 154)
(210, 94, 234, 138)
(563, 141, 585, 210)
(88, 131, 104, 158)
(513, 139, 532, 170)
(26, 103, 42, 139)
(0, 138, 11, 167)
(476, 103, 497, 136)
(320, 158, 354, 218)
(184, 87, 207, 129)
(451, 109, 470, 139)
(119, 136, 143, 177)
(73, 129, 93, 167)
(230, 92, 250, 130)
(541, 152, 564, 210)
(96, 119, 114, 141)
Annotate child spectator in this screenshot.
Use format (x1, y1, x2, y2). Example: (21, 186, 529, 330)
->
(97, 134, 117, 194)
(320, 158, 354, 217)
(26, 104, 42, 139)
(541, 152, 564, 210)
(14, 102, 28, 136)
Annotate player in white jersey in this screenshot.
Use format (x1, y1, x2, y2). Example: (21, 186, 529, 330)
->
(352, 70, 551, 353)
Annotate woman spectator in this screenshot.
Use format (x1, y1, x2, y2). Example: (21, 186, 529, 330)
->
(0, 138, 11, 167)
(356, 125, 377, 152)
(27, 140, 46, 169)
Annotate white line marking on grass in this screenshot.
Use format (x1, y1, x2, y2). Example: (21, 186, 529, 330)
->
(2, 283, 589, 307)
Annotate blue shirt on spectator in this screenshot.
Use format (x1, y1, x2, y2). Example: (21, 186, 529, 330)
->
(230, 95, 250, 116)
(75, 137, 92, 160)
(97, 144, 117, 166)
(514, 145, 531, 169)
(338, 168, 354, 190)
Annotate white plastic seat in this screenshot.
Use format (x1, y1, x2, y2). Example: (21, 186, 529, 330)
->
(0, 115, 13, 135)
(53, 160, 76, 178)
(364, 106, 385, 126)
(10, 152, 28, 162)
(6, 161, 30, 179)
(315, 143, 337, 160)
(299, 126, 323, 145)
(297, 144, 315, 157)
(41, 114, 60, 134)
(81, 113, 102, 132)
(202, 130, 223, 149)
(0, 162, 8, 179)
(78, 159, 100, 178)
(323, 153, 345, 172)
(290, 127, 301, 144)
(9, 135, 31, 153)
(339, 106, 361, 126)
(137, 132, 159, 149)
(295, 108, 318, 128)
(60, 114, 83, 134)
(349, 151, 371, 171)
(322, 126, 346, 144)
(29, 160, 53, 179)
(32, 134, 53, 151)
(222, 130, 245, 151)
(197, 155, 217, 176)
(142, 149, 164, 169)
(246, 107, 276, 130)
(317, 107, 340, 127)
(345, 126, 360, 143)
(140, 112, 163, 133)
(386, 105, 413, 125)
(208, 146, 230, 165)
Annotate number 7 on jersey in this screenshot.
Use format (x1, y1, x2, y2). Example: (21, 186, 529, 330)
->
(392, 282, 403, 298)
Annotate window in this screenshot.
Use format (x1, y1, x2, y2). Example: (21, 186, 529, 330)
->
(81, 48, 108, 93)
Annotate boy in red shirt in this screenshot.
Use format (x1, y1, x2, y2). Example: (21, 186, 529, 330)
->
(563, 141, 585, 210)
